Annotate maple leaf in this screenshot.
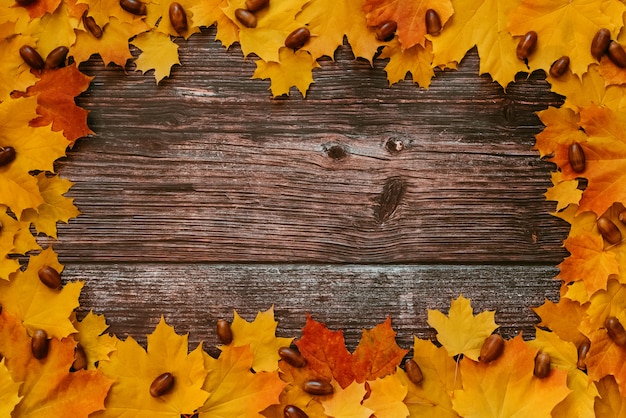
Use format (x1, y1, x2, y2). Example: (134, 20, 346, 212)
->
(427, 294, 498, 361)
(14, 64, 93, 144)
(72, 17, 150, 67)
(507, 0, 626, 77)
(145, 0, 200, 39)
(551, 105, 626, 216)
(131, 30, 181, 84)
(221, 0, 309, 63)
(21, 0, 62, 19)
(20, 173, 80, 238)
(74, 311, 117, 370)
(0, 247, 83, 338)
(24, 1, 78, 58)
(0, 208, 40, 280)
(295, 314, 355, 388)
(579, 279, 626, 336)
(320, 380, 373, 418)
(260, 360, 328, 418)
(363, 0, 453, 50)
(557, 231, 619, 298)
(584, 324, 626, 397)
(535, 106, 587, 159)
(229, 306, 293, 372)
(597, 29, 626, 87)
(189, 0, 239, 49)
(544, 171, 582, 212)
(595, 375, 626, 417)
(199, 344, 286, 417)
(452, 335, 571, 418)
(428, 0, 527, 88)
(296, 0, 380, 61)
(533, 298, 588, 346)
(378, 38, 435, 88)
(0, 96, 68, 217)
(0, 34, 39, 98)
(0, 311, 113, 417)
(252, 48, 319, 97)
(362, 373, 409, 418)
(398, 337, 461, 418)
(0, 359, 22, 417)
(352, 316, 408, 382)
(549, 64, 626, 113)
(94, 317, 209, 417)
(528, 329, 599, 418)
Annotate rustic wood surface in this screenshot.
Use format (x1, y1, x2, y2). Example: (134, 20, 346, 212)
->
(53, 27, 568, 349)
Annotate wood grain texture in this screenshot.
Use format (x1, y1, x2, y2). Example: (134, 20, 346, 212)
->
(67, 263, 559, 351)
(49, 26, 570, 346)
(50, 27, 568, 264)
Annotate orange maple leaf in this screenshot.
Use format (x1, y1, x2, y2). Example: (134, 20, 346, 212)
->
(452, 335, 571, 418)
(557, 231, 620, 298)
(14, 64, 93, 144)
(595, 375, 626, 416)
(352, 316, 408, 383)
(547, 105, 626, 216)
(295, 314, 356, 388)
(363, 0, 453, 50)
(0, 310, 113, 417)
(533, 298, 588, 346)
(585, 325, 626, 397)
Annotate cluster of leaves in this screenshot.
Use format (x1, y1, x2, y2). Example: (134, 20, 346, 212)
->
(2, 0, 626, 415)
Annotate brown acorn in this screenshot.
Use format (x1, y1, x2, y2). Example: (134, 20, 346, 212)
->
(278, 346, 306, 368)
(150, 372, 175, 397)
(404, 358, 423, 385)
(533, 351, 551, 378)
(285, 27, 310, 50)
(302, 379, 333, 396)
(605, 316, 626, 347)
(216, 319, 233, 344)
(425, 9, 441, 35)
(0, 147, 16, 167)
(479, 334, 504, 363)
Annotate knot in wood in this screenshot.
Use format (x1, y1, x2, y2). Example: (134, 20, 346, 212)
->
(385, 138, 404, 154)
(326, 144, 348, 160)
(375, 177, 407, 223)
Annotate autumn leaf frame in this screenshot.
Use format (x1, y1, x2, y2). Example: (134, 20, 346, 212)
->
(3, 0, 626, 416)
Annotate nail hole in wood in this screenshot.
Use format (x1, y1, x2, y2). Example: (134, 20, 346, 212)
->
(375, 177, 407, 223)
(326, 144, 348, 160)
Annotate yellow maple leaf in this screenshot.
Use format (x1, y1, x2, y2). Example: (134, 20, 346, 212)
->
(0, 247, 82, 338)
(74, 311, 117, 370)
(427, 294, 498, 361)
(0, 34, 39, 98)
(544, 171, 582, 211)
(549, 64, 626, 113)
(0, 208, 40, 280)
(429, 0, 527, 88)
(0, 96, 68, 217)
(595, 375, 626, 417)
(230, 306, 293, 372)
(363, 0, 454, 50)
(321, 380, 373, 418)
(398, 337, 461, 418)
(221, 0, 309, 63)
(20, 173, 80, 238)
(0, 359, 22, 417)
(507, 0, 626, 77)
(535, 106, 587, 159)
(379, 38, 434, 88)
(131, 30, 181, 84)
(95, 317, 209, 417)
(23, 1, 78, 58)
(296, 0, 380, 61)
(189, 0, 239, 48)
(579, 279, 626, 335)
(145, 0, 200, 39)
(252, 47, 320, 97)
(452, 335, 571, 418)
(76, 0, 140, 26)
(199, 344, 286, 417)
(362, 373, 409, 418)
(72, 17, 149, 66)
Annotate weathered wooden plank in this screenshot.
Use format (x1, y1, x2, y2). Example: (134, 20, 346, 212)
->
(68, 263, 560, 351)
(51, 28, 568, 263)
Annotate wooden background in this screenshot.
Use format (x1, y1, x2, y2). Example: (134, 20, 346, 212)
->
(52, 27, 568, 352)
